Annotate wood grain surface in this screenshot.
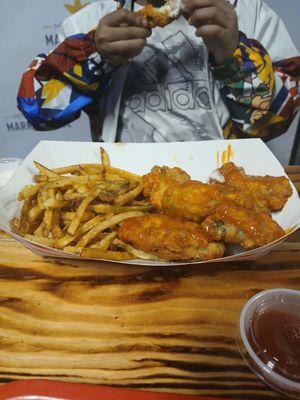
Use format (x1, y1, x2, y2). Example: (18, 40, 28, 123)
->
(0, 167, 299, 400)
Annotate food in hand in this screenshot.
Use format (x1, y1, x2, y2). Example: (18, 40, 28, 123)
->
(136, 0, 182, 28)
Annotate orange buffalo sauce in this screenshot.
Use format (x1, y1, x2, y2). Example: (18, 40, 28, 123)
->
(216, 144, 234, 168)
(221, 144, 234, 165)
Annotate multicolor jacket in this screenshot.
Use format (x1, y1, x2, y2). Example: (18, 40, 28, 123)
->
(17, 0, 300, 142)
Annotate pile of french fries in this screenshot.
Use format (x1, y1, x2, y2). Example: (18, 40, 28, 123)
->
(12, 148, 154, 261)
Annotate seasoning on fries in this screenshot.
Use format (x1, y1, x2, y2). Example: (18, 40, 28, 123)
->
(13, 147, 150, 261)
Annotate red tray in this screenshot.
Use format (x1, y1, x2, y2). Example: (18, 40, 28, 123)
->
(0, 380, 232, 400)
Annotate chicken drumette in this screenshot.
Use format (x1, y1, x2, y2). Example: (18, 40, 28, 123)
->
(160, 180, 265, 221)
(142, 166, 190, 209)
(118, 214, 225, 261)
(201, 203, 285, 249)
(210, 162, 293, 212)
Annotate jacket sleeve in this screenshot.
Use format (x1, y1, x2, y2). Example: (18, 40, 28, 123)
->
(17, 30, 115, 131)
(212, 1, 300, 140)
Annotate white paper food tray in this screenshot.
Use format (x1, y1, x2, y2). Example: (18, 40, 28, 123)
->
(0, 139, 299, 266)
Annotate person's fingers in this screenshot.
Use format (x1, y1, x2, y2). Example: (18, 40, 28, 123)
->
(183, 0, 233, 15)
(95, 7, 151, 60)
(104, 40, 147, 66)
(103, 8, 148, 28)
(195, 24, 225, 38)
(106, 26, 151, 42)
(102, 38, 147, 59)
(188, 6, 227, 29)
(95, 26, 149, 49)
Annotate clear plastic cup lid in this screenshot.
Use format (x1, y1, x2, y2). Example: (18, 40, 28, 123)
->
(238, 289, 300, 399)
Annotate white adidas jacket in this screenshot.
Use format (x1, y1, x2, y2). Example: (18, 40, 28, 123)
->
(59, 0, 298, 142)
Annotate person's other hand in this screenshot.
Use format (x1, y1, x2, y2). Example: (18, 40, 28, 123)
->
(182, 0, 239, 65)
(95, 9, 151, 66)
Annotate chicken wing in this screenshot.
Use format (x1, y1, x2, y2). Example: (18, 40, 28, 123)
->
(136, 0, 182, 28)
(161, 180, 263, 222)
(202, 203, 285, 249)
(143, 166, 190, 209)
(211, 162, 293, 211)
(118, 214, 225, 261)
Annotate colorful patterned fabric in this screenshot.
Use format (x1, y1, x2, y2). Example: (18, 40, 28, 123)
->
(213, 33, 300, 140)
(17, 29, 300, 139)
(18, 31, 114, 130)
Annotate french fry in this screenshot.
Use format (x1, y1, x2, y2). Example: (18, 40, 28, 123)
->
(75, 185, 90, 194)
(37, 188, 48, 209)
(93, 204, 153, 214)
(18, 184, 44, 201)
(55, 216, 108, 250)
(34, 175, 48, 183)
(61, 211, 95, 222)
(78, 166, 88, 176)
(77, 211, 145, 248)
(79, 164, 142, 182)
(63, 192, 91, 201)
(55, 234, 77, 250)
(52, 164, 106, 175)
(62, 219, 72, 227)
(42, 175, 109, 191)
(52, 209, 64, 239)
(104, 173, 129, 183)
(64, 246, 83, 255)
(43, 176, 87, 190)
(25, 234, 55, 247)
(11, 217, 20, 231)
(34, 221, 45, 237)
(132, 200, 151, 206)
(18, 198, 32, 234)
(41, 198, 69, 209)
(81, 248, 134, 261)
(28, 205, 44, 222)
(79, 215, 107, 234)
(114, 181, 143, 207)
(52, 165, 82, 175)
(33, 161, 60, 179)
(96, 231, 117, 251)
(64, 188, 75, 197)
(67, 189, 102, 235)
(43, 188, 55, 236)
(113, 239, 163, 261)
(48, 163, 141, 181)
(43, 209, 53, 236)
(100, 147, 111, 169)
(105, 166, 142, 182)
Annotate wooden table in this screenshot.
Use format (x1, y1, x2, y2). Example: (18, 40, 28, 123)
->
(0, 167, 299, 400)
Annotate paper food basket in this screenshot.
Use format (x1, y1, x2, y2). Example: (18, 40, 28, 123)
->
(0, 139, 299, 266)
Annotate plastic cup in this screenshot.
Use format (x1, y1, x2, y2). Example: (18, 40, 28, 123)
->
(237, 288, 300, 399)
(0, 158, 21, 188)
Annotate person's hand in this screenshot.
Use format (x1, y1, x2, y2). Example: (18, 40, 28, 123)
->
(95, 9, 151, 66)
(182, 0, 239, 65)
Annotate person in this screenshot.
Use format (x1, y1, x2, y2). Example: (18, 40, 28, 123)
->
(17, 0, 300, 143)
